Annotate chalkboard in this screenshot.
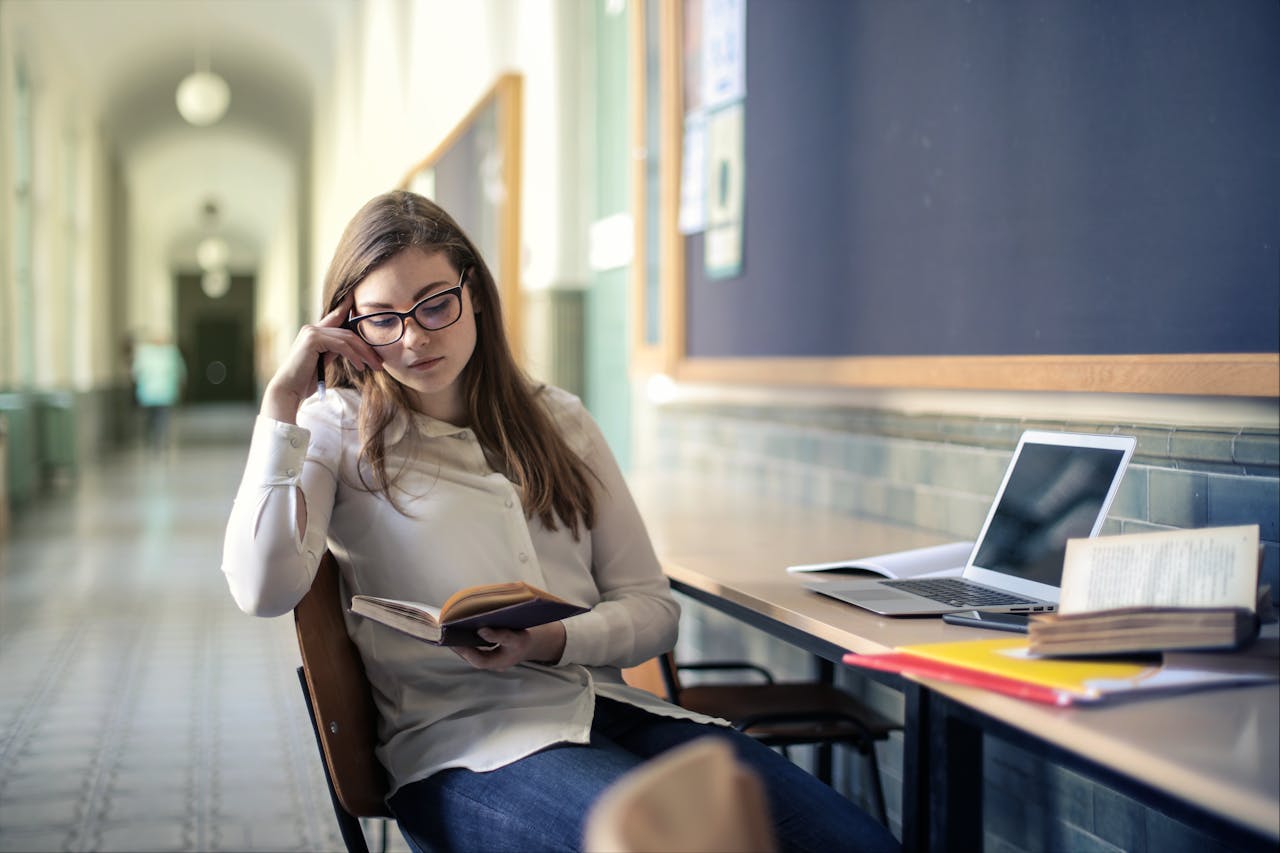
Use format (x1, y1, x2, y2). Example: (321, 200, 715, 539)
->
(660, 0, 1279, 395)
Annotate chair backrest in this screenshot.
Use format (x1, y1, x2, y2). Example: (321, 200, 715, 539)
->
(583, 737, 777, 853)
(620, 652, 682, 701)
(621, 655, 673, 700)
(294, 551, 392, 818)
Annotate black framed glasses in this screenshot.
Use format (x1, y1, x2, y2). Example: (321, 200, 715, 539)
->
(344, 267, 469, 346)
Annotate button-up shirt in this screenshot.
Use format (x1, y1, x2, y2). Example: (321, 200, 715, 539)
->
(221, 385, 714, 795)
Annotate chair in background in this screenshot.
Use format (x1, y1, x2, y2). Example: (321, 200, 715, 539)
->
(624, 652, 899, 826)
(294, 550, 393, 853)
(583, 736, 776, 853)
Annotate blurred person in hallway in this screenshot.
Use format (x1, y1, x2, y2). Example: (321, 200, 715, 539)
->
(131, 332, 187, 450)
(221, 190, 899, 853)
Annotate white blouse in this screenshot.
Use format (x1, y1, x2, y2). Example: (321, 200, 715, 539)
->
(220, 385, 715, 796)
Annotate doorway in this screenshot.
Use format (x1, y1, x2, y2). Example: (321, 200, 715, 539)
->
(175, 272, 256, 404)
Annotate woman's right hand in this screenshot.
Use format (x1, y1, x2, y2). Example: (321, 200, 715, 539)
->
(261, 294, 384, 424)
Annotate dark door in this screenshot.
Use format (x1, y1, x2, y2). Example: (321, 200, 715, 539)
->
(176, 272, 256, 404)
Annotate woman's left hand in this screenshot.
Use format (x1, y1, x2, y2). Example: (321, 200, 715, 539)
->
(452, 622, 566, 671)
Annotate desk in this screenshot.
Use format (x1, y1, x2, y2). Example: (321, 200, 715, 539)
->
(631, 477, 1280, 852)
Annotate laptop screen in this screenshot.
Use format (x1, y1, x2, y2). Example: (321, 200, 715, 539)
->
(970, 443, 1129, 586)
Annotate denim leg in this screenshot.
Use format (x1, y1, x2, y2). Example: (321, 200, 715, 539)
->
(388, 735, 643, 853)
(389, 697, 900, 853)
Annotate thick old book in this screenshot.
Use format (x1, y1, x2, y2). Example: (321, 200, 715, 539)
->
(786, 540, 974, 579)
(350, 582, 588, 647)
(1027, 524, 1263, 656)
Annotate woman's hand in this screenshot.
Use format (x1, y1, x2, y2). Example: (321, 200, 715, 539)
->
(261, 294, 383, 424)
(452, 622, 567, 671)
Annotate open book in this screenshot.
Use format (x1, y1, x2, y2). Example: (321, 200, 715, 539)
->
(842, 634, 1278, 707)
(350, 582, 588, 647)
(1027, 525, 1263, 656)
(786, 540, 973, 579)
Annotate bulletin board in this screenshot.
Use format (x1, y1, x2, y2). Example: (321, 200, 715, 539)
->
(640, 0, 1279, 396)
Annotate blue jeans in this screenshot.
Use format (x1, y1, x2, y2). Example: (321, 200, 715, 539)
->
(388, 696, 901, 853)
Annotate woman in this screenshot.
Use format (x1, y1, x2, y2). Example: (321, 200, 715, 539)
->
(221, 190, 899, 853)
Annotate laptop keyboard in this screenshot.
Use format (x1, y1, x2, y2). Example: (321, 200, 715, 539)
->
(885, 578, 1036, 607)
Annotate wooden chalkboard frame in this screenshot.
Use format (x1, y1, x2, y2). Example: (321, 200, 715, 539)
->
(644, 0, 1278, 397)
(399, 73, 524, 361)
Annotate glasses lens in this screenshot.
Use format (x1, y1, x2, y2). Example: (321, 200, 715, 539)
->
(355, 314, 404, 346)
(414, 289, 462, 331)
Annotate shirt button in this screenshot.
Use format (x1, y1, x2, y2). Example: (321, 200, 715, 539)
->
(290, 436, 302, 448)
(305, 551, 317, 567)
(459, 430, 471, 440)
(286, 468, 297, 477)
(518, 552, 529, 563)
(505, 497, 514, 508)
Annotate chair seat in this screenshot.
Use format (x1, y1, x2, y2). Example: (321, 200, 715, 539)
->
(676, 682, 899, 746)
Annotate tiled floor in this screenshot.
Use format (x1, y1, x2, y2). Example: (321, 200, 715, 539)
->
(0, 406, 405, 852)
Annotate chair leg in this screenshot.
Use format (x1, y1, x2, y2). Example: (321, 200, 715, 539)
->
(863, 744, 889, 828)
(360, 817, 389, 853)
(297, 668, 373, 853)
(816, 742, 834, 785)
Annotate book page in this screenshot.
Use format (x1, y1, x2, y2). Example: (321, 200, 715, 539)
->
(786, 540, 972, 578)
(1058, 525, 1259, 614)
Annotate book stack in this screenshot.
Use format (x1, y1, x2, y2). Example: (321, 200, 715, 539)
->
(1027, 524, 1264, 657)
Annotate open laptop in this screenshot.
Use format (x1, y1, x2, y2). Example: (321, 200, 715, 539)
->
(807, 430, 1135, 616)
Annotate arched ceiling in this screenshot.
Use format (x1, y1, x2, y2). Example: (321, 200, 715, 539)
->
(18, 0, 346, 269)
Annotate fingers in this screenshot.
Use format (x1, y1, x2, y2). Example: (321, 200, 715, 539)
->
(304, 323, 382, 373)
(452, 629, 526, 671)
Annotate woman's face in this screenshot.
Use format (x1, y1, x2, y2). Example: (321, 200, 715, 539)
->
(352, 248, 478, 424)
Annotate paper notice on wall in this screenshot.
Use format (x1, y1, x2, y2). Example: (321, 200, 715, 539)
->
(704, 101, 745, 279)
(679, 111, 708, 235)
(701, 0, 746, 110)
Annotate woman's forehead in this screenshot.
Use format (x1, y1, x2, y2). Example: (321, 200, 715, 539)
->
(354, 248, 458, 306)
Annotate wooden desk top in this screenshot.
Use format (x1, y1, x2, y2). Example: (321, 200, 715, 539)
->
(630, 475, 1280, 840)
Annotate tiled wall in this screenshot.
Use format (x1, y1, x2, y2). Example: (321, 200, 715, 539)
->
(641, 398, 1279, 850)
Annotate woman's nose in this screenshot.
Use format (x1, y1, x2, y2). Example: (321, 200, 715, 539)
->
(400, 317, 432, 348)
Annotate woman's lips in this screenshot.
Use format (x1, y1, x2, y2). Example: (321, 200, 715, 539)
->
(409, 356, 443, 371)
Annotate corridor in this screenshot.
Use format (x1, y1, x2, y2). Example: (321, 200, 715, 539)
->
(0, 405, 402, 852)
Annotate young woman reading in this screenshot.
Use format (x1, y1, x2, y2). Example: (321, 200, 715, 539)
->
(221, 190, 899, 853)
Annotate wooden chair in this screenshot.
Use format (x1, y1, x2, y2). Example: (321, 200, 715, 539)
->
(583, 736, 776, 853)
(294, 551, 393, 853)
(624, 652, 899, 826)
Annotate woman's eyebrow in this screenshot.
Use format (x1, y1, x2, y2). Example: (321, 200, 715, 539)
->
(356, 279, 455, 311)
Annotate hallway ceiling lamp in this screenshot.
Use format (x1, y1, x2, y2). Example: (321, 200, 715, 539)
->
(176, 52, 230, 126)
(196, 197, 230, 298)
(201, 268, 231, 300)
(196, 235, 230, 271)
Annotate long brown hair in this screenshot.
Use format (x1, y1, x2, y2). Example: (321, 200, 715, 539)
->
(321, 190, 596, 536)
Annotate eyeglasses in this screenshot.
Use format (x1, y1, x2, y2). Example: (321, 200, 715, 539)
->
(344, 268, 469, 346)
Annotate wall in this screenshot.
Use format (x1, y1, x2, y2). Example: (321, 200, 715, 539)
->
(0, 5, 129, 504)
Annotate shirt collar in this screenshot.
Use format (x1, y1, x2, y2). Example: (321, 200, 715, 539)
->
(384, 408, 472, 446)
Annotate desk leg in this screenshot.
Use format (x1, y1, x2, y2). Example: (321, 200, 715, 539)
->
(900, 680, 928, 853)
(901, 684, 985, 853)
(926, 690, 984, 853)
(816, 657, 835, 783)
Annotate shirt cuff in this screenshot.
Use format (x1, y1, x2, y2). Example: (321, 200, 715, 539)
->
(246, 415, 311, 485)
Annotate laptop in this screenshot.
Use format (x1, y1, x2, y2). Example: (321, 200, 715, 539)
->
(807, 430, 1136, 616)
